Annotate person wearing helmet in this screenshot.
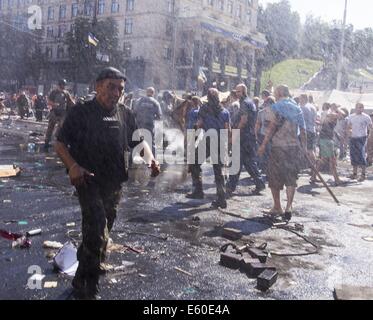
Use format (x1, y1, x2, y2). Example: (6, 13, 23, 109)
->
(34, 94, 47, 122)
(44, 79, 75, 150)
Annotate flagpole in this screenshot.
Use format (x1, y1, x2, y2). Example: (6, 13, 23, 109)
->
(336, 0, 348, 91)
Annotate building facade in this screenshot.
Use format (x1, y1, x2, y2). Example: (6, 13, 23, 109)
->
(0, 0, 266, 92)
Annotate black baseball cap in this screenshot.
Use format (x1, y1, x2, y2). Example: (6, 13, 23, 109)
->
(58, 79, 67, 86)
(96, 67, 126, 82)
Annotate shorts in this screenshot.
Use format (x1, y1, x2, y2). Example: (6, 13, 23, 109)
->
(319, 138, 335, 159)
(267, 146, 301, 190)
(306, 132, 316, 151)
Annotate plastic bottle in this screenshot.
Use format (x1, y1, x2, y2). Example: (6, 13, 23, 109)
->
(27, 143, 36, 153)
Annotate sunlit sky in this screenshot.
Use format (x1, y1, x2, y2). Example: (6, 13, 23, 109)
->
(260, 0, 373, 30)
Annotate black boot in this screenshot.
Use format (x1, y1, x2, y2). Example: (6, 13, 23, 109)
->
(85, 274, 100, 300)
(72, 273, 87, 300)
(186, 189, 205, 199)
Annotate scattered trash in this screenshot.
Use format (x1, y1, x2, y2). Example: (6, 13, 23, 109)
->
(3, 200, 11, 203)
(5, 257, 13, 262)
(174, 267, 192, 277)
(138, 273, 147, 278)
(222, 228, 242, 241)
(66, 222, 76, 227)
(109, 278, 118, 284)
(45, 251, 56, 259)
(26, 229, 42, 236)
(128, 231, 168, 241)
(27, 143, 36, 153)
(0, 165, 21, 178)
(44, 281, 58, 289)
(53, 242, 79, 277)
(107, 242, 145, 254)
(0, 229, 23, 241)
(362, 237, 373, 242)
(114, 261, 135, 271)
(43, 241, 64, 250)
(12, 236, 31, 249)
(18, 221, 28, 226)
(66, 230, 81, 240)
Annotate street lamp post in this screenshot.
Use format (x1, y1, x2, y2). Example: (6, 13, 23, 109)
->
(336, 0, 348, 91)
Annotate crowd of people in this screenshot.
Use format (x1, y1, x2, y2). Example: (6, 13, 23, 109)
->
(1, 69, 373, 299)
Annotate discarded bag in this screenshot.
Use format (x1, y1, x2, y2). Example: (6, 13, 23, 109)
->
(43, 241, 64, 250)
(0, 165, 21, 178)
(53, 242, 79, 277)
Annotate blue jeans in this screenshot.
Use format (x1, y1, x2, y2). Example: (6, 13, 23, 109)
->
(227, 146, 265, 192)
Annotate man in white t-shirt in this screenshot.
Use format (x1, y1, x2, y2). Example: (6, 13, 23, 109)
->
(347, 103, 373, 181)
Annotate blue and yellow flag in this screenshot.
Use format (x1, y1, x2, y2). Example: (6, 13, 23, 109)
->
(88, 32, 99, 46)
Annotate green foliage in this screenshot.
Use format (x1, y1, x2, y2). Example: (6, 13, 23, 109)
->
(0, 21, 45, 87)
(261, 59, 324, 90)
(65, 17, 124, 83)
(257, 0, 301, 69)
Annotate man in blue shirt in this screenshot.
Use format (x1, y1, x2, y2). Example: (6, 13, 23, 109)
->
(258, 85, 306, 221)
(187, 88, 231, 209)
(227, 84, 265, 196)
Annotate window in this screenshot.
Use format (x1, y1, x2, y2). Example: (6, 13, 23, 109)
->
(0, 0, 3, 11)
(111, 0, 119, 13)
(167, 0, 174, 13)
(46, 46, 53, 59)
(235, 4, 242, 19)
(227, 1, 233, 15)
(126, 0, 134, 11)
(58, 24, 66, 38)
(57, 46, 65, 59)
(219, 0, 224, 11)
(246, 10, 251, 24)
(84, 1, 93, 16)
(7, 0, 12, 9)
(124, 18, 133, 34)
(71, 3, 78, 17)
(47, 7, 54, 21)
(59, 4, 66, 20)
(123, 42, 132, 58)
(98, 0, 105, 14)
(166, 21, 173, 37)
(207, 0, 214, 7)
(164, 46, 172, 60)
(46, 26, 54, 38)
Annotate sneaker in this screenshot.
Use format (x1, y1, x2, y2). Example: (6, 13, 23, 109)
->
(211, 200, 227, 209)
(85, 275, 100, 300)
(284, 212, 292, 222)
(348, 174, 358, 180)
(225, 188, 233, 199)
(253, 184, 265, 195)
(72, 276, 86, 300)
(358, 175, 366, 182)
(186, 191, 204, 199)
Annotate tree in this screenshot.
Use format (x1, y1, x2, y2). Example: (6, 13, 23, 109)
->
(257, 0, 301, 69)
(65, 17, 124, 85)
(0, 18, 44, 90)
(255, 0, 301, 94)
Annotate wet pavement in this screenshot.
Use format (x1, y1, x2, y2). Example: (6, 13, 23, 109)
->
(0, 119, 373, 300)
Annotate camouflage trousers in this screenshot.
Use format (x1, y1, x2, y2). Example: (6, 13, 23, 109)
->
(75, 182, 121, 277)
(45, 111, 64, 145)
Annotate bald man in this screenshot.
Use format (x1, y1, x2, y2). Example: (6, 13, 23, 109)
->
(226, 83, 265, 196)
(133, 87, 162, 155)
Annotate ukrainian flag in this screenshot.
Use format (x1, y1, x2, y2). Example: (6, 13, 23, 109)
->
(88, 32, 99, 47)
